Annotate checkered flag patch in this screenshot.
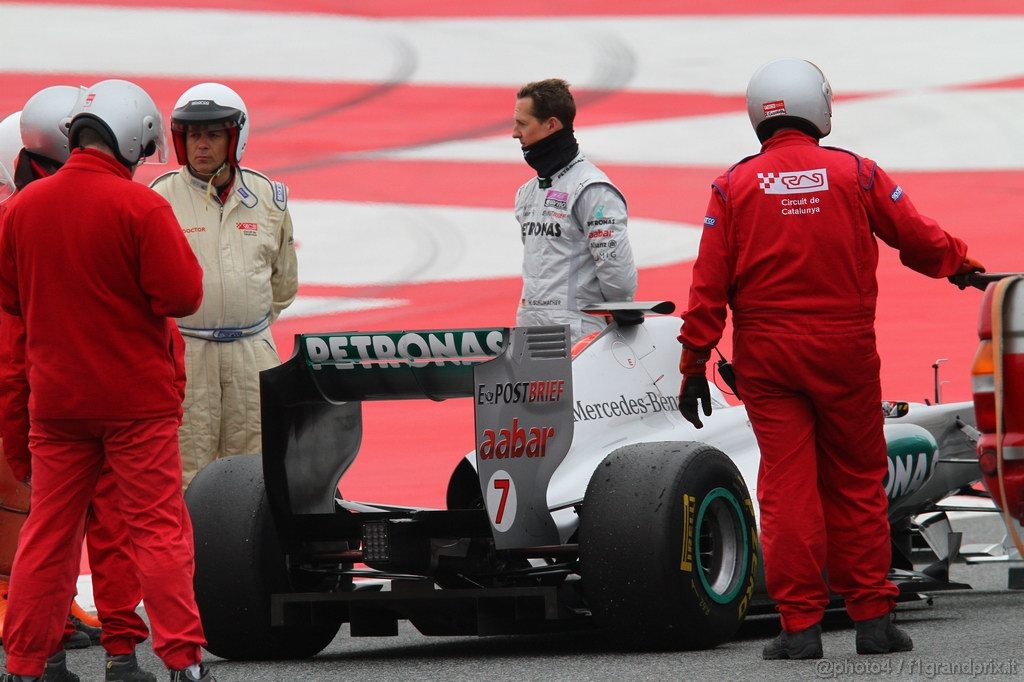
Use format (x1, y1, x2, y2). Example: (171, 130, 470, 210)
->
(758, 172, 778, 190)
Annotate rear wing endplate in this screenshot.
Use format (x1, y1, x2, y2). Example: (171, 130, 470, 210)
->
(260, 325, 574, 549)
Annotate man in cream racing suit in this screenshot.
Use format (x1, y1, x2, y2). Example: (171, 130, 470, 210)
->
(513, 78, 636, 343)
(151, 83, 298, 489)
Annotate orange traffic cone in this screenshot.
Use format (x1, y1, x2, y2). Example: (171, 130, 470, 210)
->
(0, 576, 9, 641)
(70, 598, 102, 629)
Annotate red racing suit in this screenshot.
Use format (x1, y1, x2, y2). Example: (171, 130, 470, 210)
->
(0, 149, 205, 676)
(0, 178, 159, 652)
(680, 130, 968, 632)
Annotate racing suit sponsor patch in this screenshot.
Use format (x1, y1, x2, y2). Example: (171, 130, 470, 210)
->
(554, 157, 584, 179)
(236, 221, 258, 236)
(758, 168, 829, 195)
(235, 185, 258, 208)
(543, 190, 568, 210)
(703, 216, 717, 227)
(522, 222, 562, 238)
(890, 185, 904, 202)
(272, 181, 288, 210)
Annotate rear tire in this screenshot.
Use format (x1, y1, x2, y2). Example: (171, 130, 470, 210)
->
(579, 442, 758, 650)
(185, 454, 345, 660)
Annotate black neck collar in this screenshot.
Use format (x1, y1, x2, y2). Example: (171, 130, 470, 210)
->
(522, 127, 579, 180)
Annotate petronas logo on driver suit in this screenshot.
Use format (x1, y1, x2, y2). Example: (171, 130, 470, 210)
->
(522, 222, 562, 237)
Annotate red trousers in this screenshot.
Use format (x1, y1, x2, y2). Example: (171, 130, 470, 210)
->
(734, 326, 898, 633)
(0, 458, 144, 649)
(86, 464, 148, 654)
(4, 417, 204, 676)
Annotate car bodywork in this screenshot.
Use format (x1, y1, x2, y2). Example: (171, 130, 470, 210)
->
(185, 303, 990, 660)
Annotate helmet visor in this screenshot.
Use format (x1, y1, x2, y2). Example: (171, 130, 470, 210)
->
(154, 123, 169, 164)
(140, 115, 169, 165)
(170, 119, 237, 134)
(172, 100, 244, 127)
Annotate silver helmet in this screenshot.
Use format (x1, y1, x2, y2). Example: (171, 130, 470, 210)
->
(170, 82, 249, 166)
(21, 85, 87, 164)
(0, 112, 19, 202)
(68, 79, 168, 168)
(746, 59, 833, 141)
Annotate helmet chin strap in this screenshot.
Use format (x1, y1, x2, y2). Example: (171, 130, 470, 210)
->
(188, 160, 229, 182)
(187, 161, 231, 206)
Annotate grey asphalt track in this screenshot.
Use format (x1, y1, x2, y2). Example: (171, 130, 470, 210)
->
(4, 515, 1023, 682)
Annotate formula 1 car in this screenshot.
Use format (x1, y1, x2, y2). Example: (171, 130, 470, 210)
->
(185, 300, 987, 660)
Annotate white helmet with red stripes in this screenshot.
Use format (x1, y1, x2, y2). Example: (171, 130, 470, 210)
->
(170, 83, 249, 167)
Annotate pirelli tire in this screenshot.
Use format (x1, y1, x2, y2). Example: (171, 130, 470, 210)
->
(579, 442, 758, 650)
(185, 454, 346, 660)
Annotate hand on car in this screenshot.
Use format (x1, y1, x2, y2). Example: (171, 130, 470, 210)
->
(955, 254, 986, 275)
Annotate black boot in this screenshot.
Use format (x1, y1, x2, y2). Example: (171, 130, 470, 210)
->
(105, 652, 156, 682)
(42, 650, 80, 682)
(855, 613, 913, 654)
(762, 623, 823, 660)
(69, 615, 102, 647)
(61, 630, 91, 651)
(168, 664, 216, 682)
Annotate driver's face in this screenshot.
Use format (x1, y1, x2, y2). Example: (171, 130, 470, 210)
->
(513, 97, 559, 148)
(185, 124, 230, 176)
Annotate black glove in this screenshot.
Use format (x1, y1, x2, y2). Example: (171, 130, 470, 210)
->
(679, 374, 712, 429)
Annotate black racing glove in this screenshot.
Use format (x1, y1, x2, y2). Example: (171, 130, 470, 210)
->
(679, 374, 712, 429)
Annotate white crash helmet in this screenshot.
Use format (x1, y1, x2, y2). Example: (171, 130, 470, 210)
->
(67, 79, 168, 168)
(746, 59, 833, 142)
(170, 83, 248, 166)
(21, 85, 87, 164)
(0, 112, 21, 202)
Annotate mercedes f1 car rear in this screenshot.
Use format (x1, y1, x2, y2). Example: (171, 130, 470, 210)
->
(185, 302, 985, 660)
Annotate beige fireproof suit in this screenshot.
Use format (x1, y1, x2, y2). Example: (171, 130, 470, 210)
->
(151, 167, 298, 488)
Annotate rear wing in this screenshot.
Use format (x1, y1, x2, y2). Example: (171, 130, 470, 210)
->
(260, 325, 575, 549)
(581, 300, 675, 326)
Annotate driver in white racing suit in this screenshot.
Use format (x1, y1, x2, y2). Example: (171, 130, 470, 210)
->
(513, 78, 637, 343)
(151, 83, 298, 489)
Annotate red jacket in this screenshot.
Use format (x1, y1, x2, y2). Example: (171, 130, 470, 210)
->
(0, 149, 201, 421)
(681, 130, 967, 350)
(0, 307, 29, 478)
(0, 203, 30, 478)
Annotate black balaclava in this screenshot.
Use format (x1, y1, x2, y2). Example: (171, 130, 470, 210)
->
(522, 126, 579, 180)
(13, 149, 62, 190)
